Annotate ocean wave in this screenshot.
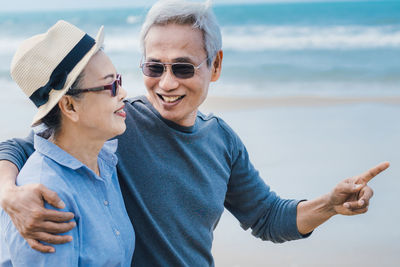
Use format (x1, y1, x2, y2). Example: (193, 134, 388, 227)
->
(222, 25, 400, 51)
(104, 32, 141, 53)
(125, 15, 142, 25)
(0, 30, 142, 55)
(0, 36, 26, 55)
(1, 25, 400, 55)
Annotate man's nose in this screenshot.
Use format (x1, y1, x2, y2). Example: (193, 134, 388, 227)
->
(159, 65, 179, 91)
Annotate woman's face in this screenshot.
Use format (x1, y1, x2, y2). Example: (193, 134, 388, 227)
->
(73, 50, 127, 141)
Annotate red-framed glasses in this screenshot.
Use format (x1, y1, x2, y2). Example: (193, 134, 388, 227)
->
(67, 74, 121, 97)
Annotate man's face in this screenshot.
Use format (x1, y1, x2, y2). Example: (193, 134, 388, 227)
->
(143, 23, 222, 127)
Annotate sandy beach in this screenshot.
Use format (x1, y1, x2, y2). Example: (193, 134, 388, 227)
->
(201, 95, 400, 111)
(199, 96, 400, 267)
(1, 93, 400, 266)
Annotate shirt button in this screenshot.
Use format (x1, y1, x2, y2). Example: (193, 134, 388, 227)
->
(115, 230, 120, 236)
(104, 200, 109, 206)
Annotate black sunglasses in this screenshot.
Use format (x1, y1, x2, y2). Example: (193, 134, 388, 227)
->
(140, 58, 208, 79)
(67, 74, 121, 97)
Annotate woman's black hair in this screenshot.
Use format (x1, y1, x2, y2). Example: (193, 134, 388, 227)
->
(39, 71, 85, 138)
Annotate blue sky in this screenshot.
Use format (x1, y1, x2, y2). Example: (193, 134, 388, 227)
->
(2, 0, 377, 12)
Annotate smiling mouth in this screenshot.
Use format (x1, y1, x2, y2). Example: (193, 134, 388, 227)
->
(157, 93, 185, 103)
(114, 105, 126, 117)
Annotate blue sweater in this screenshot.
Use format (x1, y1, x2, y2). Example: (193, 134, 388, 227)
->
(0, 95, 307, 267)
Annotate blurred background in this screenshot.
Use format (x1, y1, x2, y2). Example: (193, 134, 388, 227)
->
(1, 0, 399, 266)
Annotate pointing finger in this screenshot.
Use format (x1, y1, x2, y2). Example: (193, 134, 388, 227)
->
(357, 161, 390, 184)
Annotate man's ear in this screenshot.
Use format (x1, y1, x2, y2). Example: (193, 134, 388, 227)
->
(211, 50, 223, 82)
(58, 95, 79, 122)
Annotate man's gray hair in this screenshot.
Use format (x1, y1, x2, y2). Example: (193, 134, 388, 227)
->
(140, 0, 222, 66)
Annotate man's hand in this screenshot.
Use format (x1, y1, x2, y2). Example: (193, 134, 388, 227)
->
(297, 161, 390, 235)
(0, 183, 76, 253)
(328, 161, 390, 215)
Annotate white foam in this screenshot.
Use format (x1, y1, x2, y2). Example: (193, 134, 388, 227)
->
(1, 25, 399, 56)
(222, 25, 400, 50)
(0, 36, 25, 55)
(126, 15, 142, 25)
(104, 33, 141, 53)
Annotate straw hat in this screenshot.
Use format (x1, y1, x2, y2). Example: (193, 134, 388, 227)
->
(10, 20, 104, 126)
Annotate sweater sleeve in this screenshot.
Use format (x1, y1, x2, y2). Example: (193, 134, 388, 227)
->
(224, 131, 307, 243)
(0, 131, 35, 171)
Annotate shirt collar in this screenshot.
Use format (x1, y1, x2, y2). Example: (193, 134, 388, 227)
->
(34, 134, 118, 170)
(98, 139, 118, 167)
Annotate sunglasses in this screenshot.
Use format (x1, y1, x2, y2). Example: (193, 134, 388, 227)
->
(67, 74, 121, 97)
(140, 58, 208, 79)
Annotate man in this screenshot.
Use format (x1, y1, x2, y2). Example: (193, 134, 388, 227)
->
(0, 0, 389, 266)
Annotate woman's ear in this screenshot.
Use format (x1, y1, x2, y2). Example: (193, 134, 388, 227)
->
(58, 95, 80, 122)
(211, 50, 223, 82)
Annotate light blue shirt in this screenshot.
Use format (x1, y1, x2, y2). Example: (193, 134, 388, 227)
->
(0, 135, 135, 267)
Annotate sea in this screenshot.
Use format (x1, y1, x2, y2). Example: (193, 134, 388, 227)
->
(0, 0, 399, 99)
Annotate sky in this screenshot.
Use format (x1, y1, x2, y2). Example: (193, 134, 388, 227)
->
(1, 0, 379, 12)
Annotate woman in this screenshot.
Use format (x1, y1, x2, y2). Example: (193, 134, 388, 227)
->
(0, 21, 134, 266)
